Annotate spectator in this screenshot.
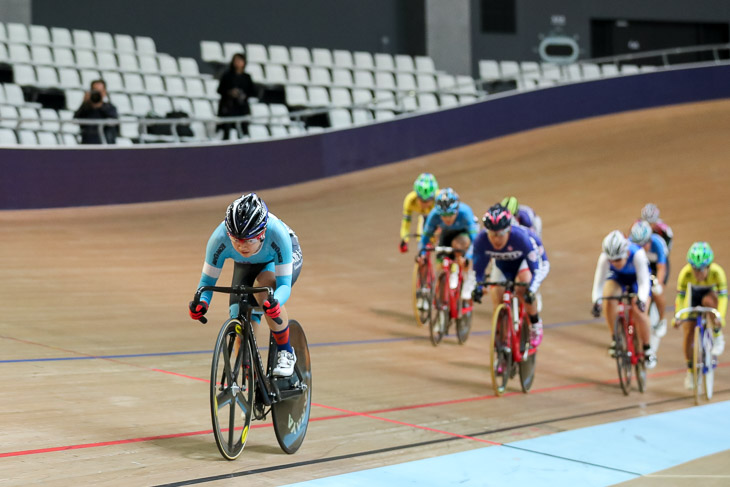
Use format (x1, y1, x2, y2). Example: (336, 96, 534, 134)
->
(217, 53, 258, 139)
(74, 79, 118, 144)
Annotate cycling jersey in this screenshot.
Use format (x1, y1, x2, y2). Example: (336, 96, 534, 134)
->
(473, 225, 543, 294)
(592, 243, 651, 304)
(197, 213, 298, 308)
(675, 262, 727, 323)
(419, 203, 478, 260)
(652, 220, 673, 251)
(645, 234, 668, 265)
(511, 204, 542, 237)
(400, 191, 435, 242)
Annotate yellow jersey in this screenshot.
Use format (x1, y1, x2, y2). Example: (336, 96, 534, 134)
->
(675, 262, 727, 324)
(400, 191, 435, 241)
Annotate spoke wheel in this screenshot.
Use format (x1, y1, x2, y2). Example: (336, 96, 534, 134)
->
(490, 305, 511, 396)
(429, 274, 448, 346)
(456, 299, 473, 344)
(634, 332, 646, 393)
(614, 318, 632, 396)
(210, 319, 255, 461)
(693, 325, 701, 405)
(703, 324, 715, 401)
(519, 314, 537, 393)
(412, 263, 433, 327)
(271, 320, 312, 454)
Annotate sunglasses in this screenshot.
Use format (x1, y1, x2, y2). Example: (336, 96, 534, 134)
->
(228, 231, 264, 244)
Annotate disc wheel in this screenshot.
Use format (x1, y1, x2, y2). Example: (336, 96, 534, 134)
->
(614, 318, 632, 396)
(490, 305, 511, 396)
(210, 319, 255, 461)
(429, 273, 448, 346)
(271, 320, 312, 454)
(634, 332, 646, 393)
(518, 314, 537, 393)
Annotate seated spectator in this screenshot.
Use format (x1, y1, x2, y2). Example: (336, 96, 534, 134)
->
(217, 53, 258, 139)
(74, 79, 118, 144)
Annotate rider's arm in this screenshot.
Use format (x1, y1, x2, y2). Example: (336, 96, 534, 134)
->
(713, 264, 728, 324)
(419, 210, 438, 251)
(464, 205, 479, 261)
(270, 222, 295, 306)
(528, 235, 549, 292)
(400, 192, 416, 242)
(197, 224, 229, 306)
(522, 238, 542, 294)
(675, 265, 691, 320)
(472, 231, 491, 281)
(591, 253, 610, 303)
(633, 249, 651, 304)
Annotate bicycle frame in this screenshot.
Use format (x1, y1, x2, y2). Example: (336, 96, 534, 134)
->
(674, 305, 721, 403)
(434, 246, 470, 319)
(604, 294, 641, 366)
(489, 281, 533, 363)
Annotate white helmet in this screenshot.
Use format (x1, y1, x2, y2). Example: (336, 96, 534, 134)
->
(603, 230, 629, 260)
(629, 220, 652, 246)
(641, 203, 660, 224)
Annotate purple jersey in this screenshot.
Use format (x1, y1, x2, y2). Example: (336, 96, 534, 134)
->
(473, 225, 542, 293)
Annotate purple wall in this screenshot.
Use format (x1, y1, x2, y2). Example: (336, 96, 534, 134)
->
(2, 64, 729, 209)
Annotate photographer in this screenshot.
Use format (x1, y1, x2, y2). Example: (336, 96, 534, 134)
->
(74, 79, 119, 144)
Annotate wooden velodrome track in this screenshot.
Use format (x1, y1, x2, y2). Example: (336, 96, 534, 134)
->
(2, 99, 730, 486)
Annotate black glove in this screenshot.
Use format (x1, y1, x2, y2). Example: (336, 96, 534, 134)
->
(399, 240, 408, 253)
(524, 291, 536, 305)
(636, 300, 646, 313)
(189, 300, 208, 320)
(472, 285, 484, 304)
(591, 302, 601, 318)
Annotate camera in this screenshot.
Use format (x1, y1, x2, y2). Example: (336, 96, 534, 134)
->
(89, 90, 103, 104)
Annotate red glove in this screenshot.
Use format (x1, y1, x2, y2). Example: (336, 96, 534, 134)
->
(399, 240, 408, 253)
(263, 298, 281, 319)
(189, 301, 208, 320)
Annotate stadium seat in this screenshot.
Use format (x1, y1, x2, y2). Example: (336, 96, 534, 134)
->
(331, 68, 353, 87)
(287, 65, 309, 85)
(200, 40, 225, 64)
(414, 56, 435, 73)
(39, 108, 60, 132)
(192, 98, 214, 118)
(436, 73, 456, 91)
(289, 46, 312, 66)
(93, 32, 115, 51)
(123, 73, 145, 93)
(351, 88, 373, 105)
(30, 45, 53, 65)
(0, 106, 18, 128)
(373, 90, 396, 109)
(29, 25, 51, 45)
(439, 93, 459, 108)
(330, 87, 352, 107)
(51, 27, 74, 48)
(328, 108, 352, 128)
(79, 68, 100, 88)
(115, 136, 134, 146)
(245, 44, 267, 64)
(36, 66, 59, 88)
(307, 86, 330, 106)
(249, 103, 270, 122)
(9, 44, 32, 64)
(151, 95, 172, 116)
(582, 63, 601, 79)
(396, 73, 416, 92)
(353, 70, 375, 89)
(60, 133, 78, 145)
(178, 57, 200, 77)
(284, 85, 307, 107)
(247, 124, 269, 140)
(118, 53, 140, 72)
(269, 104, 291, 125)
(309, 66, 332, 85)
(138, 55, 159, 74)
(183, 77, 205, 99)
(417, 93, 439, 111)
(601, 64, 620, 77)
(541, 63, 563, 81)
(165, 76, 187, 97)
(8, 23, 30, 45)
(351, 108, 373, 125)
(72, 29, 94, 50)
(375, 71, 396, 90)
(130, 94, 152, 116)
(135, 36, 156, 55)
(0, 128, 18, 146)
(53, 47, 75, 67)
(171, 97, 193, 115)
(64, 89, 84, 110)
(13, 64, 37, 86)
(112, 93, 132, 115)
(353, 51, 374, 70)
(144, 75, 166, 95)
(479, 60, 500, 81)
(268, 45, 290, 65)
(223, 42, 244, 61)
(203, 79, 219, 99)
(400, 94, 417, 111)
(374, 53, 395, 71)
(499, 61, 520, 80)
(4, 84, 26, 105)
(17, 129, 38, 145)
(97, 52, 118, 71)
(265, 64, 287, 84)
(311, 48, 333, 67)
(102, 71, 124, 92)
(455, 75, 477, 94)
(246, 63, 264, 83)
(269, 124, 288, 137)
(114, 34, 136, 53)
(374, 109, 395, 121)
(158, 55, 179, 76)
(395, 54, 415, 72)
(333, 50, 354, 69)
(75, 50, 97, 70)
(36, 131, 59, 145)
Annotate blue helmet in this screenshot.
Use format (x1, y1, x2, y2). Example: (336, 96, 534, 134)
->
(629, 220, 652, 246)
(435, 188, 459, 215)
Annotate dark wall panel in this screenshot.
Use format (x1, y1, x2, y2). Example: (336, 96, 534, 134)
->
(2, 65, 729, 209)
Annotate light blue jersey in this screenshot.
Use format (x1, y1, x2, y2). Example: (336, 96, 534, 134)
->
(419, 203, 478, 260)
(197, 213, 296, 308)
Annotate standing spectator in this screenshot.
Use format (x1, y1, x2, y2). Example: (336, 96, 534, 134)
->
(217, 53, 258, 139)
(74, 79, 118, 144)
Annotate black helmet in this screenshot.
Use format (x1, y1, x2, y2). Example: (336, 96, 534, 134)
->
(225, 193, 269, 239)
(482, 204, 512, 231)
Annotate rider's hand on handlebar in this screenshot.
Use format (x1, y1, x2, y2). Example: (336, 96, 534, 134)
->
(524, 290, 536, 305)
(636, 300, 647, 313)
(652, 283, 663, 295)
(672, 317, 679, 328)
(263, 297, 281, 319)
(399, 240, 408, 253)
(472, 285, 483, 304)
(189, 301, 208, 320)
(591, 302, 602, 318)
(415, 248, 427, 264)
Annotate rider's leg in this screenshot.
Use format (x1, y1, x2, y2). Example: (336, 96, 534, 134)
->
(488, 263, 507, 310)
(451, 233, 475, 300)
(516, 267, 542, 346)
(603, 280, 621, 339)
(702, 291, 725, 355)
(253, 270, 289, 333)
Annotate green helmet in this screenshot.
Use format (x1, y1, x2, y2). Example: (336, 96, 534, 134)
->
(687, 241, 714, 269)
(413, 173, 439, 200)
(500, 196, 519, 216)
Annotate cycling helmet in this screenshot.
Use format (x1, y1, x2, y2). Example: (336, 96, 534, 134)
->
(500, 196, 519, 216)
(602, 230, 629, 260)
(483, 204, 512, 231)
(629, 220, 652, 246)
(641, 203, 660, 224)
(225, 193, 269, 240)
(687, 242, 714, 269)
(413, 173, 439, 201)
(435, 188, 460, 215)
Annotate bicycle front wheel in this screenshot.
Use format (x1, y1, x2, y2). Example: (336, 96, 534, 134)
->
(412, 262, 433, 327)
(633, 332, 646, 393)
(210, 319, 255, 461)
(703, 325, 715, 401)
(613, 318, 632, 396)
(456, 299, 473, 345)
(490, 304, 511, 396)
(429, 273, 448, 346)
(693, 325, 701, 405)
(518, 314, 537, 393)
(271, 320, 312, 454)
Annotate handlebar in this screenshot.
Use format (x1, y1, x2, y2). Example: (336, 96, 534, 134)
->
(674, 306, 722, 322)
(193, 284, 275, 324)
(600, 293, 637, 302)
(479, 280, 529, 289)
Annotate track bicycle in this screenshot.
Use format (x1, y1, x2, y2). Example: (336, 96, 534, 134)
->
(674, 304, 722, 405)
(429, 246, 473, 346)
(412, 242, 435, 327)
(192, 285, 312, 460)
(602, 293, 646, 395)
(482, 280, 536, 395)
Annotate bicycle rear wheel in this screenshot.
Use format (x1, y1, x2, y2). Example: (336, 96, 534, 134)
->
(429, 273, 448, 346)
(518, 314, 537, 393)
(692, 326, 701, 405)
(490, 305, 511, 396)
(271, 320, 312, 454)
(412, 262, 433, 327)
(613, 318, 632, 395)
(456, 299, 473, 344)
(703, 326, 715, 401)
(633, 332, 646, 393)
(210, 319, 255, 461)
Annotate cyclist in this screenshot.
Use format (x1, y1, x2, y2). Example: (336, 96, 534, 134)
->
(189, 193, 303, 377)
(640, 203, 673, 252)
(472, 204, 548, 347)
(674, 242, 727, 389)
(591, 230, 655, 368)
(501, 196, 542, 237)
(417, 188, 478, 302)
(399, 173, 439, 253)
(629, 220, 669, 338)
